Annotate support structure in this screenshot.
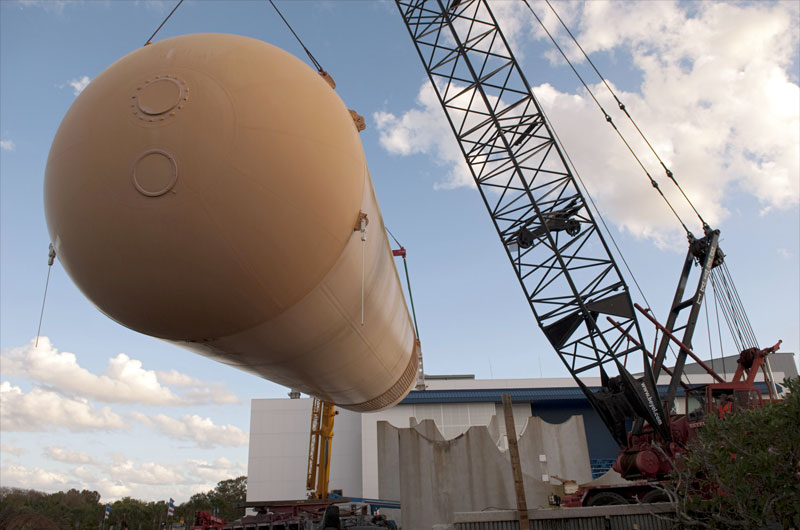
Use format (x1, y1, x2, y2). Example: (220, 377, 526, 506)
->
(306, 398, 336, 499)
(502, 394, 530, 530)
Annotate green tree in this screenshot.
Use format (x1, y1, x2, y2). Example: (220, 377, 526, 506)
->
(177, 476, 247, 523)
(664, 377, 800, 528)
(0, 487, 102, 530)
(0, 477, 247, 529)
(209, 476, 247, 521)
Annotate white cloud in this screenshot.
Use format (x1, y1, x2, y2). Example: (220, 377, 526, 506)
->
(43, 445, 95, 464)
(0, 453, 246, 501)
(14, 0, 76, 14)
(0, 381, 128, 432)
(95, 478, 133, 500)
(68, 75, 90, 96)
(134, 0, 173, 13)
(131, 412, 248, 448)
(1, 338, 180, 405)
(110, 460, 185, 485)
(0, 464, 71, 490)
(0, 139, 15, 151)
(0, 443, 26, 456)
(375, 1, 799, 247)
(374, 82, 473, 190)
(0, 338, 237, 406)
(156, 370, 240, 404)
(184, 457, 246, 484)
(72, 465, 98, 482)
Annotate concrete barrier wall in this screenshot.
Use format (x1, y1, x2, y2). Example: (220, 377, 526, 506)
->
(377, 414, 595, 529)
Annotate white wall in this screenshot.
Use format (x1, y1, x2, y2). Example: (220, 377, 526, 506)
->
(247, 397, 529, 502)
(246, 398, 363, 502)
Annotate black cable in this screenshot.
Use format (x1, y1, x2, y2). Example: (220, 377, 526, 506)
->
(540, 101, 650, 308)
(268, 0, 324, 72)
(539, 89, 686, 373)
(35, 244, 57, 348)
(35, 266, 53, 348)
(385, 226, 403, 248)
(721, 263, 758, 348)
(712, 270, 746, 353)
(385, 226, 421, 340)
(541, 0, 706, 229)
(718, 267, 754, 349)
(712, 285, 727, 379)
(521, 0, 690, 236)
(144, 0, 184, 47)
(727, 264, 757, 348)
(704, 294, 716, 375)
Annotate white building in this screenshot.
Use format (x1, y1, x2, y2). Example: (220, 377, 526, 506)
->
(246, 353, 796, 503)
(246, 375, 535, 502)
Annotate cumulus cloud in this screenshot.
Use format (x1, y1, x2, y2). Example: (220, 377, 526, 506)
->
(1, 338, 181, 405)
(184, 457, 246, 484)
(72, 465, 98, 482)
(374, 82, 472, 190)
(43, 446, 95, 464)
(0, 139, 15, 151)
(67, 75, 90, 96)
(1, 464, 71, 490)
(95, 478, 133, 500)
(15, 0, 77, 13)
(375, 1, 799, 247)
(110, 460, 185, 485)
(1, 338, 238, 405)
(131, 412, 248, 448)
(0, 381, 128, 432)
(0, 444, 26, 456)
(156, 370, 240, 404)
(0, 455, 246, 501)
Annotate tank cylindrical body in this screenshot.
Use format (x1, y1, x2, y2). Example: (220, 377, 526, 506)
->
(44, 33, 419, 411)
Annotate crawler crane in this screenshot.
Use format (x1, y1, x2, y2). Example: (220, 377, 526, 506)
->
(394, 0, 784, 505)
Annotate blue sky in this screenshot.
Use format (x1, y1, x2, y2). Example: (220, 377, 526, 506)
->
(1, 0, 798, 502)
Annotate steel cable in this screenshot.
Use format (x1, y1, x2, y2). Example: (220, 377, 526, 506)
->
(386, 227, 421, 340)
(521, 0, 691, 235)
(144, 0, 184, 46)
(268, 0, 325, 72)
(541, 0, 706, 229)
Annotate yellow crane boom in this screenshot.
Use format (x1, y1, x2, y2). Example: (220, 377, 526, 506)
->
(306, 398, 336, 499)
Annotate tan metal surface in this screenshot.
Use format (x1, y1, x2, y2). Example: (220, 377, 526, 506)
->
(44, 33, 417, 411)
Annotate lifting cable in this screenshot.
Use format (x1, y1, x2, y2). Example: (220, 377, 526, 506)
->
(520, 0, 692, 236)
(268, 0, 325, 73)
(524, 3, 694, 373)
(712, 289, 727, 379)
(35, 244, 57, 348)
(540, 104, 651, 310)
(541, 0, 707, 230)
(704, 296, 717, 375)
(539, 96, 685, 373)
(540, 0, 762, 368)
(386, 227, 421, 341)
(711, 263, 758, 350)
(144, 0, 184, 46)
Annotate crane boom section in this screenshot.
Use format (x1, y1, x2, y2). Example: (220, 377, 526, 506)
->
(395, 0, 669, 443)
(306, 398, 336, 499)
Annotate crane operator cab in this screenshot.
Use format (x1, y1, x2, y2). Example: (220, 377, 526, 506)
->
(685, 386, 765, 422)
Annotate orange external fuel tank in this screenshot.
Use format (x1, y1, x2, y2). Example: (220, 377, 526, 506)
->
(43, 33, 419, 411)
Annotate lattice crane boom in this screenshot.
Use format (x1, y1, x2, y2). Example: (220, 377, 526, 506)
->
(395, 0, 670, 445)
